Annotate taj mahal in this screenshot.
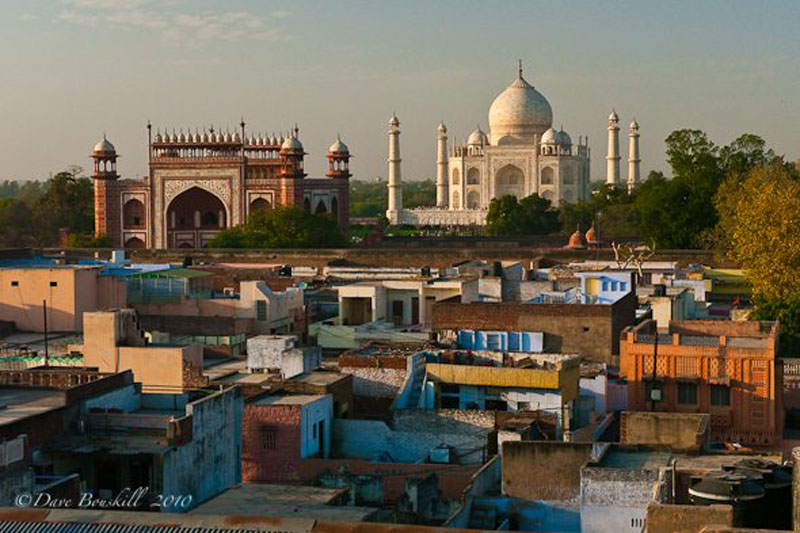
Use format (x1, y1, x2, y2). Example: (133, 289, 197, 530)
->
(386, 63, 641, 226)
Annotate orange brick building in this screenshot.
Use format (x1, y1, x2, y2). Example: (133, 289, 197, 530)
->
(620, 320, 782, 446)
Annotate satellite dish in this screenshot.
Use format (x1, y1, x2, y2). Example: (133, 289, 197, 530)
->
(298, 282, 307, 290)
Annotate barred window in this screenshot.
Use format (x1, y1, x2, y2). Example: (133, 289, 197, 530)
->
(711, 385, 730, 406)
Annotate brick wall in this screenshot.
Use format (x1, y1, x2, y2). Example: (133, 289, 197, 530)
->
(242, 403, 302, 482)
(646, 502, 734, 533)
(502, 441, 593, 500)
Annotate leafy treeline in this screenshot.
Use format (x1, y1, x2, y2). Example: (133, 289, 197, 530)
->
(350, 179, 436, 217)
(0, 168, 100, 248)
(207, 206, 347, 248)
(487, 130, 790, 248)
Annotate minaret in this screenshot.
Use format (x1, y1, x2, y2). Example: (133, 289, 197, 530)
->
(627, 119, 640, 194)
(606, 110, 620, 187)
(436, 122, 448, 208)
(386, 113, 402, 224)
(91, 134, 121, 247)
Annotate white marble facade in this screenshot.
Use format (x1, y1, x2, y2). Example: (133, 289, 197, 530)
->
(387, 65, 592, 226)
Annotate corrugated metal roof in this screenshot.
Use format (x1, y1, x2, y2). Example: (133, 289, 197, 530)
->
(0, 522, 286, 533)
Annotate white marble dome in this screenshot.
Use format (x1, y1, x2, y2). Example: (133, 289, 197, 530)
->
(281, 135, 303, 151)
(467, 126, 487, 145)
(328, 135, 349, 154)
(93, 135, 115, 153)
(488, 72, 552, 145)
(540, 127, 558, 144)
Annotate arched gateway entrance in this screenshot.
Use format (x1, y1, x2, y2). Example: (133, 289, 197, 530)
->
(166, 187, 228, 248)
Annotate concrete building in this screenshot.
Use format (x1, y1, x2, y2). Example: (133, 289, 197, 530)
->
(432, 272, 637, 364)
(246, 334, 321, 379)
(133, 279, 304, 337)
(47, 383, 243, 511)
(242, 392, 333, 482)
(337, 278, 478, 328)
(0, 265, 126, 332)
(70, 309, 206, 393)
(422, 351, 582, 438)
(620, 319, 783, 446)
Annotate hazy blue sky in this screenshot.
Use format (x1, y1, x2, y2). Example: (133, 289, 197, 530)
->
(1, 0, 798, 182)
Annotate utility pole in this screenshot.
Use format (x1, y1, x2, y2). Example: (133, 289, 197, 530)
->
(42, 299, 49, 366)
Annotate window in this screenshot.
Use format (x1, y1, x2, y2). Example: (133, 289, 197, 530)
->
(610, 281, 618, 291)
(620, 282, 627, 291)
(711, 385, 730, 406)
(49, 281, 58, 287)
(487, 333, 502, 351)
(602, 281, 609, 291)
(678, 382, 698, 404)
(261, 426, 277, 451)
(10, 281, 18, 287)
(256, 300, 267, 321)
(518, 401, 531, 411)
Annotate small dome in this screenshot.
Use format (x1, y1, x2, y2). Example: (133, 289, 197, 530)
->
(278, 134, 285, 144)
(437, 122, 447, 134)
(558, 128, 572, 146)
(270, 135, 277, 145)
(567, 225, 587, 249)
(224, 132, 233, 142)
(389, 113, 400, 127)
(467, 126, 487, 146)
(608, 109, 619, 122)
(234, 132, 241, 142)
(630, 119, 639, 130)
(93, 134, 116, 153)
(328, 135, 349, 154)
(585, 223, 597, 244)
(201, 131, 208, 142)
(154, 132, 163, 143)
(541, 127, 558, 144)
(281, 134, 304, 151)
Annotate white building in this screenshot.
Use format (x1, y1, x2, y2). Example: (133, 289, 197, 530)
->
(387, 64, 592, 226)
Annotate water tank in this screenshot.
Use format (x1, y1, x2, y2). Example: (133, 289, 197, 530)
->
(725, 459, 792, 530)
(689, 472, 765, 527)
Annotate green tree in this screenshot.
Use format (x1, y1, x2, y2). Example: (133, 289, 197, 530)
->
(0, 198, 34, 247)
(208, 206, 347, 248)
(32, 169, 94, 245)
(750, 295, 800, 357)
(486, 194, 559, 236)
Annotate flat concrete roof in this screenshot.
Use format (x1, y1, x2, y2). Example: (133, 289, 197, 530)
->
(0, 388, 66, 426)
(253, 393, 326, 406)
(189, 483, 377, 522)
(289, 371, 348, 386)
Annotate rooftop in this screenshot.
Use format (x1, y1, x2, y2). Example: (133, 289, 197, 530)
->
(0, 388, 66, 426)
(189, 483, 378, 522)
(252, 393, 327, 406)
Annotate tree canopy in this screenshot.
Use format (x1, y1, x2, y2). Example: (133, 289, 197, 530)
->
(486, 194, 560, 236)
(207, 206, 347, 249)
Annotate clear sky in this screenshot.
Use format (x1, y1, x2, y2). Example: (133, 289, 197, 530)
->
(1, 0, 798, 183)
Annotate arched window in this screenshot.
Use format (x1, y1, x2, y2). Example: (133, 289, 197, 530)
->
(452, 168, 460, 185)
(495, 164, 525, 199)
(303, 198, 311, 211)
(123, 199, 145, 229)
(124, 236, 145, 249)
(467, 191, 480, 208)
(250, 197, 271, 214)
(201, 211, 218, 227)
(315, 200, 328, 214)
(467, 168, 480, 185)
(331, 196, 339, 219)
(563, 168, 574, 184)
(166, 187, 226, 231)
(541, 167, 554, 185)
(452, 190, 461, 209)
